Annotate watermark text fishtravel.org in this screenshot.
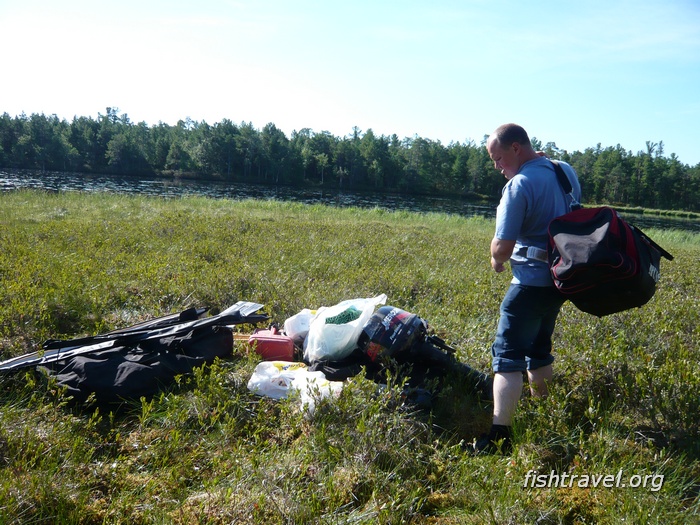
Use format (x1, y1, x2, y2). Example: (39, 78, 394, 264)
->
(523, 469, 664, 492)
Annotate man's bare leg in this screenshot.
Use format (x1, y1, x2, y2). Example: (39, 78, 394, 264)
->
(527, 364, 552, 398)
(492, 371, 523, 426)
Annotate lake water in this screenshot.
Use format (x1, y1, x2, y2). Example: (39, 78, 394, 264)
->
(1, 169, 698, 232)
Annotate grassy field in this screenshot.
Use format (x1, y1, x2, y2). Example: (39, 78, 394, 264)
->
(0, 189, 698, 524)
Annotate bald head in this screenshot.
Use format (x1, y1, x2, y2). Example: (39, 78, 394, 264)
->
(487, 123, 533, 151)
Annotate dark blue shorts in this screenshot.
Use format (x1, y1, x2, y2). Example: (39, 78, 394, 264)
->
(491, 284, 565, 373)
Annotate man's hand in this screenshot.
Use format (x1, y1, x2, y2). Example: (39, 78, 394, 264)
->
(491, 257, 506, 273)
(490, 238, 516, 273)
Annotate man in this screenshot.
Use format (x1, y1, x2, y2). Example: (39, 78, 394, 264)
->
(474, 123, 581, 454)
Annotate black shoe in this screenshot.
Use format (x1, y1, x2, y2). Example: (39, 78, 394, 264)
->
(470, 425, 513, 455)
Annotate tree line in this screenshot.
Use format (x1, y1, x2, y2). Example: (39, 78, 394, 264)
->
(1, 108, 698, 212)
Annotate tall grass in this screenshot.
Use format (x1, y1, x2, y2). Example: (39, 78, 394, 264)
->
(0, 189, 698, 524)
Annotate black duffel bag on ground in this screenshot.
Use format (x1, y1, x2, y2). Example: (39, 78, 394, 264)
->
(0, 302, 269, 405)
(547, 162, 674, 317)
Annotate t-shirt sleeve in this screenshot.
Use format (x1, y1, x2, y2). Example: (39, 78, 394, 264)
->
(494, 177, 527, 240)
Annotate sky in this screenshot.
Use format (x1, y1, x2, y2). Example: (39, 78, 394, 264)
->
(2, 0, 699, 166)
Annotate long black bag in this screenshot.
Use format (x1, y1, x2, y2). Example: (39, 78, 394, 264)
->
(0, 302, 269, 404)
(44, 322, 235, 404)
(547, 162, 674, 317)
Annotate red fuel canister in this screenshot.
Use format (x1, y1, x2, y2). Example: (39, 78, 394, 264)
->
(248, 326, 295, 361)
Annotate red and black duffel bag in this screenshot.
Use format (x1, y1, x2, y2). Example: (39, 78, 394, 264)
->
(546, 162, 674, 317)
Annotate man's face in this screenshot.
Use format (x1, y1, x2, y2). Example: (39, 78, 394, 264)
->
(487, 140, 520, 180)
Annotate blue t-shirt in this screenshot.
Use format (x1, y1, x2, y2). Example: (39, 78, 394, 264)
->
(495, 157, 582, 287)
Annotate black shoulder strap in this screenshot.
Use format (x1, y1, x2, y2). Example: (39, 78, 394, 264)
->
(630, 224, 675, 261)
(550, 160, 572, 193)
(551, 160, 581, 211)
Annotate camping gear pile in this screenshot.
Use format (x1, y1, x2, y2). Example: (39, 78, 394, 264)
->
(0, 296, 492, 412)
(249, 295, 492, 413)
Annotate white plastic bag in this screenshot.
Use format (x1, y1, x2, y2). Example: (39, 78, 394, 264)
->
(283, 308, 322, 345)
(246, 360, 343, 416)
(303, 293, 387, 362)
(246, 361, 310, 400)
(290, 372, 344, 417)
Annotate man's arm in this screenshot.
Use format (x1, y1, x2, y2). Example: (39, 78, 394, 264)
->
(490, 238, 516, 273)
